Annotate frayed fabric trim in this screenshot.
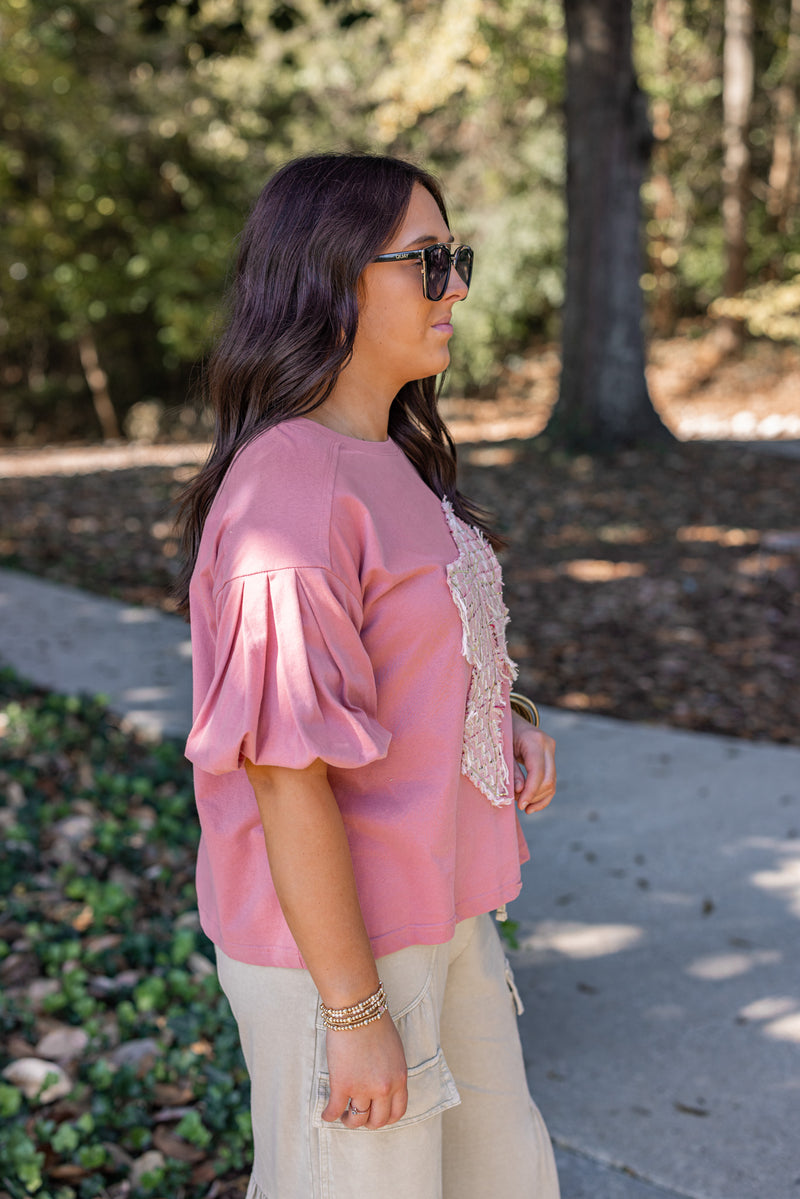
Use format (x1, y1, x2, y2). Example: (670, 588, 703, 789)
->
(441, 499, 518, 807)
(245, 1175, 270, 1199)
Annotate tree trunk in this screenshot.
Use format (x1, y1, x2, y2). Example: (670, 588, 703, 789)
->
(78, 330, 120, 441)
(767, 0, 800, 234)
(552, 0, 671, 450)
(648, 0, 678, 337)
(717, 0, 754, 351)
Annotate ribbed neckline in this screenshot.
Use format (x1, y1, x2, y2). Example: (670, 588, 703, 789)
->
(293, 415, 399, 452)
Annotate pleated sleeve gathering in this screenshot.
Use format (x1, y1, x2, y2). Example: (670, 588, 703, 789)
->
(186, 566, 392, 776)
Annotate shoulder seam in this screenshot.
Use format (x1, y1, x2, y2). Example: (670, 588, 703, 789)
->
(324, 440, 341, 573)
(213, 563, 362, 607)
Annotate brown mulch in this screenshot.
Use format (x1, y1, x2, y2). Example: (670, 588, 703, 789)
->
(1, 334, 799, 746)
(463, 439, 799, 744)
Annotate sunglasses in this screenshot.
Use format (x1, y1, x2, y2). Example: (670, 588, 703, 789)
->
(371, 242, 474, 301)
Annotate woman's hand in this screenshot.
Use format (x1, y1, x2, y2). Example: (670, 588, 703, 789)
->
(512, 714, 556, 815)
(322, 1012, 408, 1129)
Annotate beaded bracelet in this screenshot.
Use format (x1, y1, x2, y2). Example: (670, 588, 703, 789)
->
(509, 691, 540, 728)
(320, 983, 388, 1031)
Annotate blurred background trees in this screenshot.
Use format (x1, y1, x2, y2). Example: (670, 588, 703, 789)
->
(1, 0, 798, 445)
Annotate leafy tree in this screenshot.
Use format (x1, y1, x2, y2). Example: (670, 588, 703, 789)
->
(3, 0, 799, 444)
(634, 0, 800, 327)
(634, 0, 726, 332)
(1, 0, 570, 440)
(0, 0, 246, 438)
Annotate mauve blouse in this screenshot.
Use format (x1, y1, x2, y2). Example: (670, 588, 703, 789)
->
(185, 417, 529, 967)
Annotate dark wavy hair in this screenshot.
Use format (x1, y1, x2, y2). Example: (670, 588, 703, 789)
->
(173, 151, 501, 616)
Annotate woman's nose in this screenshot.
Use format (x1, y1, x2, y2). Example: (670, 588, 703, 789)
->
(445, 264, 469, 301)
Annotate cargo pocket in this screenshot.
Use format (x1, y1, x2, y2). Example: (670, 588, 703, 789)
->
(310, 944, 460, 1199)
(503, 955, 525, 1016)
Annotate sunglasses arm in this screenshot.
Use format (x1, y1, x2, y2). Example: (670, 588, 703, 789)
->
(371, 250, 424, 263)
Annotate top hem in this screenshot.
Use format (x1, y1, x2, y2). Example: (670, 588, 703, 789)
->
(201, 879, 523, 969)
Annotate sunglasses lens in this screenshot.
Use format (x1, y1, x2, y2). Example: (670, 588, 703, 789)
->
(424, 244, 451, 301)
(455, 246, 473, 290)
(423, 245, 473, 299)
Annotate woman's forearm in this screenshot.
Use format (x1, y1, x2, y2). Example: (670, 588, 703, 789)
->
(244, 757, 380, 1009)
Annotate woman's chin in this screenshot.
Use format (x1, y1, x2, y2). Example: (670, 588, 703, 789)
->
(403, 349, 451, 385)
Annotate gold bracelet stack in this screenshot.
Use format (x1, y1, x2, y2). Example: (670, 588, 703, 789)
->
(509, 691, 540, 728)
(320, 983, 388, 1031)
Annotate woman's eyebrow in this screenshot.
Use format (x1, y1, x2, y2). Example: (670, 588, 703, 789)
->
(401, 233, 455, 250)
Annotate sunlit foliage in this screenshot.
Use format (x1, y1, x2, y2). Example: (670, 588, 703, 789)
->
(1, 0, 798, 438)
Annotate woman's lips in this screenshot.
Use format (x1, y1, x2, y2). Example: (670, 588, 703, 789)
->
(432, 321, 454, 334)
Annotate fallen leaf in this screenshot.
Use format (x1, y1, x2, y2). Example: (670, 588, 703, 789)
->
(674, 1101, 710, 1118)
(153, 1124, 206, 1163)
(2, 1057, 72, 1103)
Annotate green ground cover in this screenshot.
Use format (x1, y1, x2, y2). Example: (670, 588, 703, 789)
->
(0, 670, 251, 1199)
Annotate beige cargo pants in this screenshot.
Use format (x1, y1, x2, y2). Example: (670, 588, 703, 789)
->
(216, 913, 560, 1199)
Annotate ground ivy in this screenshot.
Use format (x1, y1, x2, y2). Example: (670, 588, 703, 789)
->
(0, 670, 252, 1198)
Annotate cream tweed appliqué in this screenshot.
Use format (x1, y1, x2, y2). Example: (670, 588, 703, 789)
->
(442, 498, 518, 807)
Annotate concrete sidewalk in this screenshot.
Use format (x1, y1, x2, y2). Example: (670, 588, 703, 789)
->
(1, 566, 798, 1199)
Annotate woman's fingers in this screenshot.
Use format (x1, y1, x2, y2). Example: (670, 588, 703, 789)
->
(343, 1098, 372, 1126)
(388, 1085, 410, 1125)
(331, 1085, 406, 1129)
(521, 768, 556, 813)
(321, 1080, 355, 1123)
(366, 1095, 394, 1129)
(512, 723, 557, 813)
(339, 1087, 407, 1129)
(522, 749, 556, 813)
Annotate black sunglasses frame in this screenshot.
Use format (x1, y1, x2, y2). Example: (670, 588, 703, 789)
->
(371, 243, 474, 301)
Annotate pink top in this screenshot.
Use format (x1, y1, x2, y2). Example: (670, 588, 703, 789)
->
(185, 417, 529, 967)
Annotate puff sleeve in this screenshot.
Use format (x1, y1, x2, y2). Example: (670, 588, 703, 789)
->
(185, 566, 392, 776)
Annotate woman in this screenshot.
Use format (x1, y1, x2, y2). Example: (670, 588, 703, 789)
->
(176, 152, 559, 1199)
